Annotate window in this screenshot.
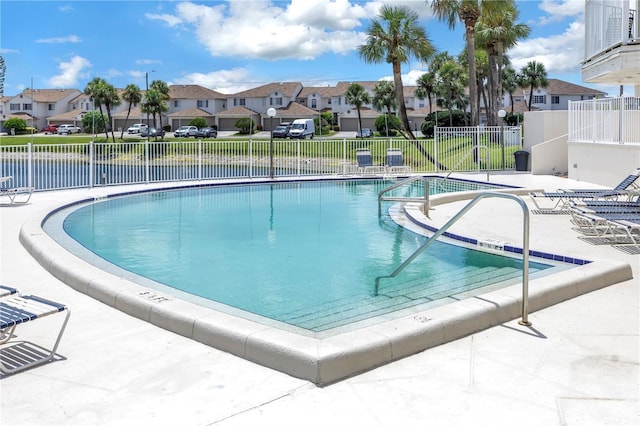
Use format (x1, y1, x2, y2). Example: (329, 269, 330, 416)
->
(235, 98, 245, 106)
(533, 95, 546, 104)
(269, 97, 283, 106)
(48, 103, 55, 111)
(197, 100, 209, 108)
(551, 96, 560, 104)
(23, 103, 32, 110)
(10, 103, 20, 111)
(337, 97, 342, 106)
(173, 100, 180, 108)
(311, 99, 317, 109)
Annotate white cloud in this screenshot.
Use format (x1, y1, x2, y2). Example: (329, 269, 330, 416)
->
(135, 59, 163, 66)
(36, 35, 81, 44)
(145, 13, 183, 27)
(508, 20, 584, 74)
(173, 68, 254, 94)
(538, 0, 584, 24)
(153, 1, 371, 61)
(48, 55, 91, 87)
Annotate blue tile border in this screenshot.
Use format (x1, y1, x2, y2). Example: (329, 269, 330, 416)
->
(403, 205, 592, 266)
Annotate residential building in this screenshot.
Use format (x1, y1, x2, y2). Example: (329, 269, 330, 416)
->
(166, 84, 226, 130)
(3, 88, 81, 131)
(507, 79, 606, 111)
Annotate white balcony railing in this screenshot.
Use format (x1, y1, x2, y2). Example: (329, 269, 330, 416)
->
(585, 0, 638, 60)
(569, 97, 640, 144)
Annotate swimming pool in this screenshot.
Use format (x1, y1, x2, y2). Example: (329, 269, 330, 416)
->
(49, 179, 553, 334)
(29, 177, 629, 384)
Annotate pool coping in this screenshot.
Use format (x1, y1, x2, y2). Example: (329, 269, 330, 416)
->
(19, 180, 633, 385)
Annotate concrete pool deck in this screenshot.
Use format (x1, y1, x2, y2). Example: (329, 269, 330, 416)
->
(1, 173, 638, 425)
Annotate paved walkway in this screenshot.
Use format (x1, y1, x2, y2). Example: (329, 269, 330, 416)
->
(1, 173, 638, 426)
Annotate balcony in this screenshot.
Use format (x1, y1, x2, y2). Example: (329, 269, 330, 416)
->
(582, 0, 640, 85)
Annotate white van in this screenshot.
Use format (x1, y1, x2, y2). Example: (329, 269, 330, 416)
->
(288, 119, 315, 139)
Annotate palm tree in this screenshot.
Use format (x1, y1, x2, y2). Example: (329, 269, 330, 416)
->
(344, 83, 371, 134)
(430, 0, 482, 127)
(520, 60, 548, 111)
(120, 84, 142, 139)
(502, 65, 518, 113)
(373, 81, 398, 137)
(149, 80, 171, 129)
(476, 0, 530, 124)
(414, 72, 436, 114)
(359, 4, 434, 140)
(84, 77, 110, 140)
(435, 60, 469, 126)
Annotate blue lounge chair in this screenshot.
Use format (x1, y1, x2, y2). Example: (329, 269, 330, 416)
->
(356, 149, 385, 174)
(386, 149, 412, 174)
(529, 168, 640, 212)
(0, 293, 70, 374)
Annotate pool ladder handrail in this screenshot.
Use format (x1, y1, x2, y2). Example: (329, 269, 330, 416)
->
(374, 191, 532, 327)
(378, 176, 432, 217)
(439, 145, 491, 191)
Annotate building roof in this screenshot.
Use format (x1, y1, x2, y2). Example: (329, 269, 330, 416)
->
(519, 79, 606, 96)
(231, 82, 302, 99)
(169, 85, 226, 99)
(20, 88, 81, 103)
(216, 106, 262, 117)
(298, 86, 339, 98)
(167, 107, 213, 118)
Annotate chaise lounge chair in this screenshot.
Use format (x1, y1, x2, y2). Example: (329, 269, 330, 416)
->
(0, 291, 70, 374)
(569, 210, 640, 246)
(386, 149, 412, 174)
(1, 176, 34, 205)
(356, 149, 386, 174)
(528, 168, 640, 212)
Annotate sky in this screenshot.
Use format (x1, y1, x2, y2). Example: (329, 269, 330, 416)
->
(0, 0, 633, 97)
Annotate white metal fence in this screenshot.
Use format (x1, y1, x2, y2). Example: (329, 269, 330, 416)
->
(569, 97, 640, 144)
(1, 129, 522, 191)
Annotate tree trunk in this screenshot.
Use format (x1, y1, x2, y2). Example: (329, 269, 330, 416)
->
(465, 25, 479, 127)
(392, 60, 416, 140)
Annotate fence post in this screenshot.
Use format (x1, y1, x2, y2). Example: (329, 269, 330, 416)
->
(89, 141, 94, 188)
(145, 140, 150, 183)
(27, 143, 33, 189)
(248, 139, 253, 178)
(198, 139, 202, 180)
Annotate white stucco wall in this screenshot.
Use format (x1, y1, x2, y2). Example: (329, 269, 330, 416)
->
(523, 111, 568, 175)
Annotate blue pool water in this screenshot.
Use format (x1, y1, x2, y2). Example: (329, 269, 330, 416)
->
(56, 179, 553, 332)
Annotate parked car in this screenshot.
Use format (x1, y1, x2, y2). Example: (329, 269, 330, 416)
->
(174, 125, 198, 137)
(56, 124, 81, 134)
(355, 128, 373, 138)
(41, 124, 59, 134)
(272, 124, 291, 138)
(196, 127, 217, 138)
(140, 127, 165, 138)
(127, 123, 148, 134)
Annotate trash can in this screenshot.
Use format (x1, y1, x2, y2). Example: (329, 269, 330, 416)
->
(514, 150, 529, 171)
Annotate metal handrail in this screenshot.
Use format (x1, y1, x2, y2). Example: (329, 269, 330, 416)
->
(443, 145, 490, 184)
(374, 191, 532, 326)
(378, 175, 431, 216)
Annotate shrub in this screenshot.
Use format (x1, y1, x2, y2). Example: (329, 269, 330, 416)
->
(421, 110, 469, 137)
(374, 114, 401, 136)
(188, 117, 206, 128)
(235, 117, 255, 134)
(4, 117, 27, 133)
